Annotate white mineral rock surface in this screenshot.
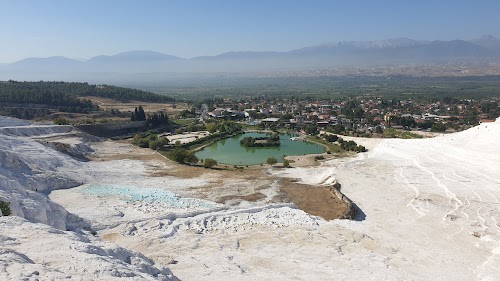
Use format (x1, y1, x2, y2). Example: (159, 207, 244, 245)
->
(1, 115, 499, 280)
(0, 117, 177, 280)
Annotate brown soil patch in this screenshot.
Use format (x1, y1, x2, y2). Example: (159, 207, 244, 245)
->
(217, 192, 267, 204)
(280, 180, 349, 220)
(90, 139, 350, 220)
(101, 232, 121, 242)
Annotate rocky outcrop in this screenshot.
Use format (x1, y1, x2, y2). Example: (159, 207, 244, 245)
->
(0, 216, 178, 280)
(329, 180, 357, 220)
(0, 118, 178, 280)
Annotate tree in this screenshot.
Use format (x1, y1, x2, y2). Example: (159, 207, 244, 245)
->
(266, 157, 278, 166)
(169, 149, 189, 164)
(333, 124, 345, 134)
(323, 134, 338, 143)
(203, 158, 218, 168)
(283, 159, 290, 168)
(149, 137, 170, 150)
(206, 123, 217, 133)
(184, 153, 199, 165)
(304, 125, 319, 136)
(169, 149, 198, 165)
(431, 122, 447, 132)
(133, 106, 146, 121)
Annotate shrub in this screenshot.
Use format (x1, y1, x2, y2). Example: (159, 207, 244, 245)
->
(323, 134, 338, 143)
(203, 158, 218, 168)
(0, 201, 11, 216)
(138, 139, 149, 148)
(431, 122, 447, 132)
(283, 159, 290, 168)
(169, 148, 189, 163)
(266, 157, 278, 166)
(53, 117, 69, 125)
(169, 148, 198, 165)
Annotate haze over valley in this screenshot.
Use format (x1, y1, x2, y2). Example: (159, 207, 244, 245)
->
(2, 36, 500, 86)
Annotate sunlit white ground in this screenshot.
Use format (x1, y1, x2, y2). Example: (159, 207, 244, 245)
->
(2, 115, 498, 280)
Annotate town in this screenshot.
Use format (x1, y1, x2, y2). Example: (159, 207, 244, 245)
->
(177, 95, 500, 136)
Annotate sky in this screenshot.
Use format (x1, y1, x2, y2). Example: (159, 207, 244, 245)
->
(1, 0, 499, 63)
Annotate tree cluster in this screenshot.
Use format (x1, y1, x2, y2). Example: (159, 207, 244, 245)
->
(431, 122, 447, 132)
(132, 132, 170, 149)
(322, 134, 339, 143)
(205, 120, 242, 134)
(131, 106, 146, 121)
(131, 106, 169, 128)
(168, 148, 199, 165)
(0, 81, 174, 103)
(0, 81, 95, 113)
(304, 125, 319, 136)
(240, 134, 281, 147)
(338, 138, 366, 152)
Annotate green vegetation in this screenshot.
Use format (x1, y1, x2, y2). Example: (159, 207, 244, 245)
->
(304, 125, 319, 136)
(431, 122, 447, 132)
(0, 200, 11, 216)
(323, 134, 339, 143)
(325, 124, 346, 135)
(0, 81, 95, 115)
(266, 156, 278, 166)
(382, 128, 423, 139)
(53, 117, 69, 125)
(168, 148, 199, 165)
(205, 120, 242, 134)
(149, 75, 500, 101)
(312, 133, 367, 153)
(338, 138, 366, 152)
(131, 106, 146, 121)
(283, 159, 291, 167)
(240, 133, 280, 147)
(308, 135, 341, 153)
(203, 158, 218, 168)
(130, 105, 170, 128)
(0, 80, 175, 120)
(131, 132, 170, 149)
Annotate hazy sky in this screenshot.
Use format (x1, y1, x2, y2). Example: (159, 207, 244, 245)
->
(1, 0, 499, 63)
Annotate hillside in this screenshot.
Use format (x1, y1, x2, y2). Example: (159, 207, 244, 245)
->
(0, 81, 174, 103)
(2, 36, 500, 85)
(0, 81, 175, 119)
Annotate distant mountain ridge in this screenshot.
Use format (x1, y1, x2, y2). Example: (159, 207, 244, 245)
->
(1, 36, 500, 82)
(88, 50, 183, 63)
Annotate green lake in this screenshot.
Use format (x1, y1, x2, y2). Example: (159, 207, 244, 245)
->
(195, 132, 324, 165)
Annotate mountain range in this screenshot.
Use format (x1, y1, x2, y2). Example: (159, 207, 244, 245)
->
(2, 36, 500, 83)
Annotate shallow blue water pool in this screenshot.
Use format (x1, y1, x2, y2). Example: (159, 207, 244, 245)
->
(81, 184, 218, 209)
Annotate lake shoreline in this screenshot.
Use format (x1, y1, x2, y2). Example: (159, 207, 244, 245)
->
(195, 131, 324, 165)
